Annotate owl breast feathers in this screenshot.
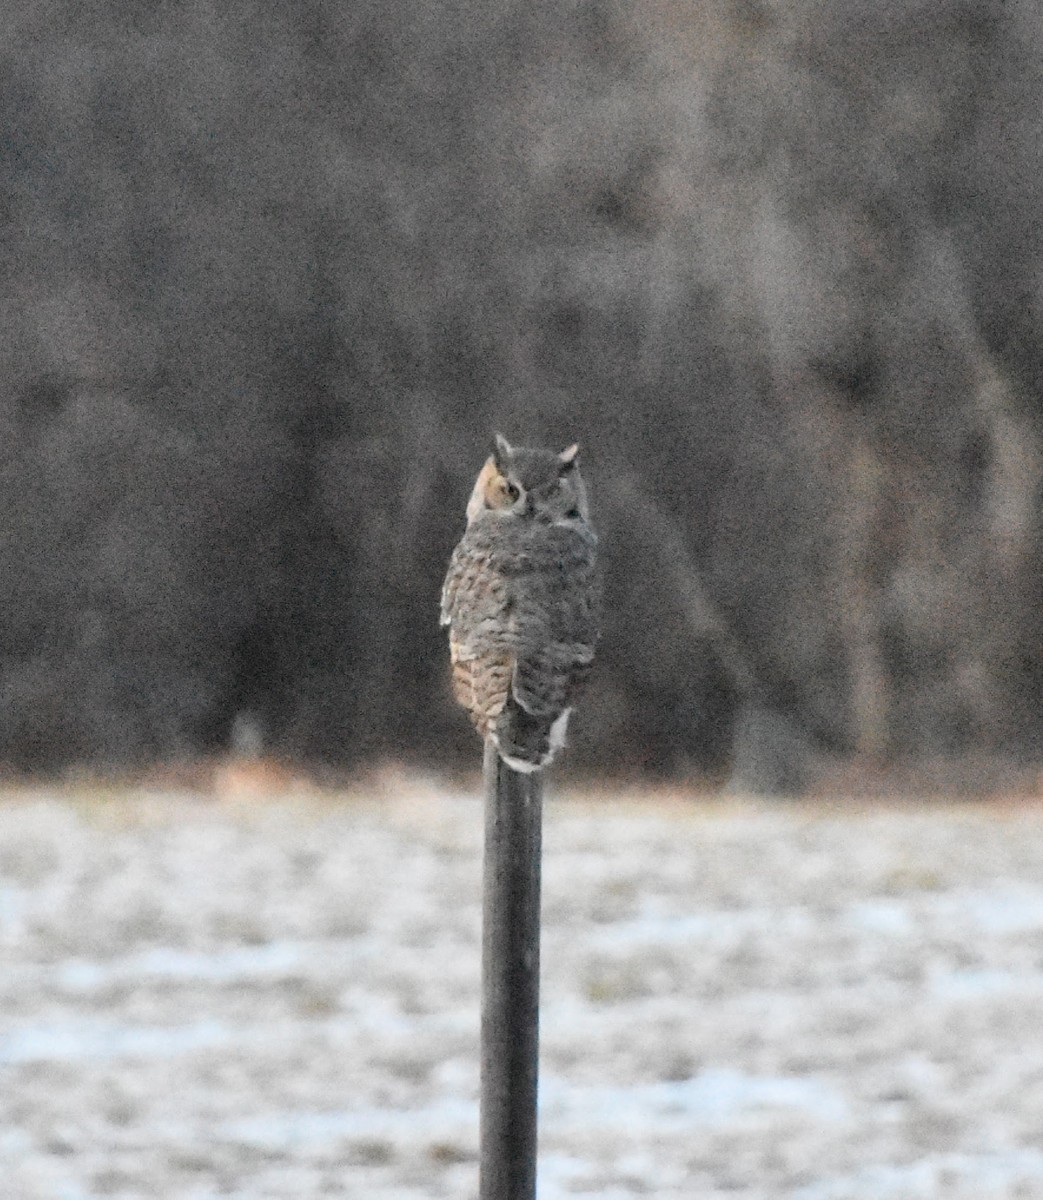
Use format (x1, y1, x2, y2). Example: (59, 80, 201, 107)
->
(440, 436, 600, 772)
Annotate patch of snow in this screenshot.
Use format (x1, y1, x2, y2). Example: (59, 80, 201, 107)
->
(588, 885, 1043, 955)
(222, 1099, 477, 1149)
(793, 1149, 1043, 1199)
(929, 967, 1043, 1001)
(14, 936, 398, 994)
(0, 1017, 238, 1063)
(847, 898, 915, 935)
(542, 1069, 851, 1128)
(931, 886, 1043, 935)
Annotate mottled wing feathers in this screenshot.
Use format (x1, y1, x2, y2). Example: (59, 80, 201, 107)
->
(511, 643, 594, 717)
(508, 522, 598, 717)
(441, 511, 599, 770)
(449, 640, 512, 737)
(442, 534, 516, 738)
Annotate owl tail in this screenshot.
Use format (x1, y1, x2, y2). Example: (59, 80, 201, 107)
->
(493, 697, 572, 774)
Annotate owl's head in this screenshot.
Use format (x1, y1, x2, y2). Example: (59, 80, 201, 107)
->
(466, 434, 590, 526)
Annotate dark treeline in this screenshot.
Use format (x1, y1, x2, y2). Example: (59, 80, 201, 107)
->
(3, 0, 1043, 788)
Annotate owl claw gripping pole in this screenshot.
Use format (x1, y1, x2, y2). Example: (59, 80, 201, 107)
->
(441, 435, 599, 1199)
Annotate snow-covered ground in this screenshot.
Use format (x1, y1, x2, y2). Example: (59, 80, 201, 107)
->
(3, 782, 1043, 1198)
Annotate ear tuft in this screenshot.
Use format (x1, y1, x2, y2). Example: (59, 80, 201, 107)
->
(558, 443, 580, 472)
(493, 433, 513, 469)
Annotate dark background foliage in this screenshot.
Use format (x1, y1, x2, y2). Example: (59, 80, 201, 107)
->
(3, 0, 1042, 788)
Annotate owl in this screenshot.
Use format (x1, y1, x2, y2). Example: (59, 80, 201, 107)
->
(440, 434, 599, 772)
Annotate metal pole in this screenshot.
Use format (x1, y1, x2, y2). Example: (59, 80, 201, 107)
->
(480, 737, 542, 1200)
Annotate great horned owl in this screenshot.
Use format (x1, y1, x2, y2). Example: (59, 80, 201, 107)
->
(440, 434, 599, 772)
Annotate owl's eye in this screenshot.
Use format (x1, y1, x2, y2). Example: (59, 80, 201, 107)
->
(565, 507, 581, 520)
(505, 481, 520, 501)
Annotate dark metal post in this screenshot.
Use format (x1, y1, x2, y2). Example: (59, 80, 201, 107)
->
(480, 737, 543, 1200)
